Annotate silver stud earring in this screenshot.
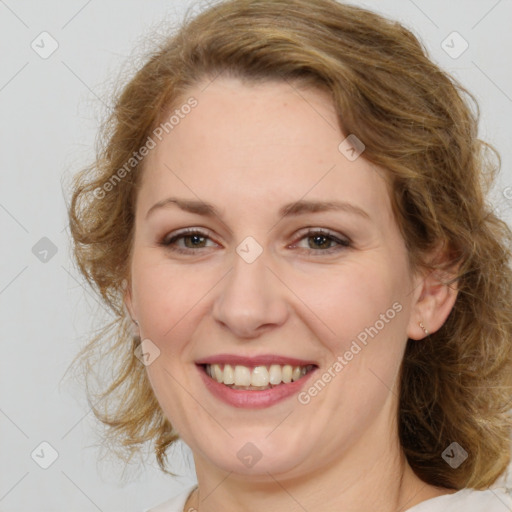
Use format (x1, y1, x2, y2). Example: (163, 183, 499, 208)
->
(419, 321, 429, 336)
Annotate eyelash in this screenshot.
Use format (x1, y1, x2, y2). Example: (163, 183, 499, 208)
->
(160, 227, 351, 256)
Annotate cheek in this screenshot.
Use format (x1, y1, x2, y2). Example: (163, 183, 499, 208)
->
(131, 255, 212, 342)
(302, 258, 405, 339)
(298, 254, 411, 389)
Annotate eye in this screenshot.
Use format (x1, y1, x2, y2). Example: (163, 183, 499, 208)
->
(291, 228, 351, 255)
(160, 228, 218, 254)
(159, 227, 351, 256)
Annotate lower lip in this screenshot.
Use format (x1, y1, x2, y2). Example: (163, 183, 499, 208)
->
(197, 365, 317, 409)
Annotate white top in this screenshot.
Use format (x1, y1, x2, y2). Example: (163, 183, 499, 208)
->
(144, 485, 512, 511)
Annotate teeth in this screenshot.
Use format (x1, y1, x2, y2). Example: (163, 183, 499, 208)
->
(223, 364, 234, 385)
(251, 366, 269, 386)
(282, 364, 292, 383)
(269, 364, 282, 385)
(205, 363, 313, 388)
(213, 364, 223, 382)
(292, 366, 302, 381)
(234, 365, 251, 386)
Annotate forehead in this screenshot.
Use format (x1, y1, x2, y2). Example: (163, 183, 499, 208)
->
(137, 77, 391, 222)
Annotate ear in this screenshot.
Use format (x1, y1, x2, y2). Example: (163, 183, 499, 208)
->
(407, 264, 459, 340)
(122, 278, 140, 337)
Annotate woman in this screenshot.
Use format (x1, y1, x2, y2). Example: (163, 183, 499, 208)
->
(68, 0, 512, 510)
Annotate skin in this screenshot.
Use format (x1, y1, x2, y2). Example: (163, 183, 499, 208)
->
(125, 76, 458, 512)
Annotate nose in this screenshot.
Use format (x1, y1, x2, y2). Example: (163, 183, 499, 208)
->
(212, 247, 289, 339)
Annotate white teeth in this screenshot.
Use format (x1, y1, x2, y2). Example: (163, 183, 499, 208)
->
(205, 363, 314, 388)
(223, 364, 235, 385)
(213, 364, 223, 382)
(282, 364, 292, 383)
(234, 365, 251, 386)
(251, 366, 269, 386)
(268, 364, 282, 385)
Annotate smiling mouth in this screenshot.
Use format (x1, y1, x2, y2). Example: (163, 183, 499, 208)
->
(201, 363, 317, 390)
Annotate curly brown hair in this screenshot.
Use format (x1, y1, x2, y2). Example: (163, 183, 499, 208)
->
(67, 0, 512, 489)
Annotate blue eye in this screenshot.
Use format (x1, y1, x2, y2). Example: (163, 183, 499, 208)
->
(160, 228, 350, 255)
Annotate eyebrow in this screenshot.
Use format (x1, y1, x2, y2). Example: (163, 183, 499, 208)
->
(146, 197, 370, 220)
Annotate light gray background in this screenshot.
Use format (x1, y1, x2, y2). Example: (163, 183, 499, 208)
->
(1, 0, 511, 510)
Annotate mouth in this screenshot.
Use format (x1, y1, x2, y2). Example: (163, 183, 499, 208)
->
(194, 354, 319, 409)
(200, 362, 317, 390)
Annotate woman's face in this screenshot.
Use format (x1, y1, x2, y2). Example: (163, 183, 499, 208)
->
(126, 76, 424, 479)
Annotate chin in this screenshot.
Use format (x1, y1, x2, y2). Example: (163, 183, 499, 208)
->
(192, 431, 311, 478)
(211, 450, 305, 478)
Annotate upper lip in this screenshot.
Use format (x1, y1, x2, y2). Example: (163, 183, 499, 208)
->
(195, 354, 318, 367)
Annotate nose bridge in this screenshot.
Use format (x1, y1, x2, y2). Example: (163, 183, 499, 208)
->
(212, 240, 288, 337)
